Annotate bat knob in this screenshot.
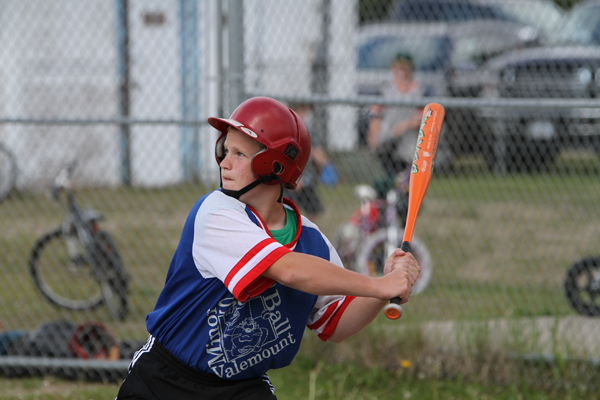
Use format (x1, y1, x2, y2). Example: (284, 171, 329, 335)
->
(383, 300, 403, 320)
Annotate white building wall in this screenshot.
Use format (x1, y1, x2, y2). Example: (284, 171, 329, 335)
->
(329, 0, 358, 150)
(0, 0, 120, 189)
(127, 0, 182, 187)
(0, 0, 357, 189)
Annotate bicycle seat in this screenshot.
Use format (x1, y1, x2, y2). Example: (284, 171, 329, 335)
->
(354, 184, 377, 202)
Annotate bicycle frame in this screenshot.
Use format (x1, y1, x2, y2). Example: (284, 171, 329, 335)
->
(352, 182, 405, 248)
(54, 165, 104, 275)
(29, 162, 128, 319)
(333, 170, 432, 294)
(354, 184, 380, 234)
(385, 189, 400, 258)
(336, 183, 402, 272)
(0, 142, 18, 202)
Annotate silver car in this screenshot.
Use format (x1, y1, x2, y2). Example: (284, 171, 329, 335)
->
(355, 20, 537, 168)
(480, 1, 600, 171)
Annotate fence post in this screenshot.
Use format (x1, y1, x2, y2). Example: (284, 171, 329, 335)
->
(311, 0, 331, 148)
(227, 0, 245, 113)
(115, 0, 132, 186)
(180, 0, 200, 182)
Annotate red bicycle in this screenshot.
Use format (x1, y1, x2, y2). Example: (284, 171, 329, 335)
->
(332, 173, 432, 295)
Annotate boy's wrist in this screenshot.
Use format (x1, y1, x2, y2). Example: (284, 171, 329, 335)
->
(370, 276, 389, 300)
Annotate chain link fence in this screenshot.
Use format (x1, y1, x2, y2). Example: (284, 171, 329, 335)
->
(1, 0, 599, 392)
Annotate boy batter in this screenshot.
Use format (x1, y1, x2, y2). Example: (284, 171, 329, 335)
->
(116, 97, 419, 400)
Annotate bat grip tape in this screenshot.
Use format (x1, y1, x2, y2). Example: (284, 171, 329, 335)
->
(384, 241, 411, 320)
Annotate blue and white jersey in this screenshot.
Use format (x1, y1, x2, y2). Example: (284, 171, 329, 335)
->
(146, 190, 354, 380)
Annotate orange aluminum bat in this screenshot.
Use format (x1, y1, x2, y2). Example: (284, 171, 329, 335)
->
(384, 103, 445, 320)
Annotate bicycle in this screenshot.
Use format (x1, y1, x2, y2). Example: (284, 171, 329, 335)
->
(564, 256, 600, 317)
(332, 170, 432, 295)
(29, 162, 129, 320)
(0, 142, 18, 202)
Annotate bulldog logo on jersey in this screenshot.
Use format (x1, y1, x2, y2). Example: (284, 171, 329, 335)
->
(205, 289, 297, 379)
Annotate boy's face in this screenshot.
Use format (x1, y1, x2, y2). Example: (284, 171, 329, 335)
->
(220, 128, 263, 191)
(391, 61, 412, 84)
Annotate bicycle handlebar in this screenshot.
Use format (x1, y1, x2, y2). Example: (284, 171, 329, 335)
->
(51, 161, 78, 199)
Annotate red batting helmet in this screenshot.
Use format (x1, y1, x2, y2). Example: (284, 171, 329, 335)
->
(208, 97, 311, 190)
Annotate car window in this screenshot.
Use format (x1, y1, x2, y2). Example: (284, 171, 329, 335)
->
(357, 34, 452, 72)
(392, 0, 515, 22)
(494, 2, 563, 35)
(548, 4, 600, 45)
(452, 37, 485, 66)
(451, 25, 525, 67)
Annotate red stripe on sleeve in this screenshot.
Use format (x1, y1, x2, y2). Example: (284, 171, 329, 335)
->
(315, 296, 356, 341)
(225, 238, 277, 288)
(230, 245, 291, 301)
(307, 301, 339, 331)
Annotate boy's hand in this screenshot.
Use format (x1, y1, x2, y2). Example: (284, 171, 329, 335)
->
(378, 248, 420, 303)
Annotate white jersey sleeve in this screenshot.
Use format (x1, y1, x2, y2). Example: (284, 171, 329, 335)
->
(192, 191, 290, 301)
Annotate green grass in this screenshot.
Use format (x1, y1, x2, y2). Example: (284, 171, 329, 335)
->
(1, 158, 599, 331)
(0, 341, 596, 400)
(0, 359, 595, 400)
(1, 151, 600, 397)
(268, 360, 593, 400)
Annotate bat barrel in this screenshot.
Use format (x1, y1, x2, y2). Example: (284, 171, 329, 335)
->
(385, 102, 445, 321)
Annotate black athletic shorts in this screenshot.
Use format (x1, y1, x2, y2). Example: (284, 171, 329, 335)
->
(116, 335, 277, 400)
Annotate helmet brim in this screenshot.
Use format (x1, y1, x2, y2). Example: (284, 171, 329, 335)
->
(208, 117, 260, 141)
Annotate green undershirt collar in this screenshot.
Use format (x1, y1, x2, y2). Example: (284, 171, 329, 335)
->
(270, 207, 297, 245)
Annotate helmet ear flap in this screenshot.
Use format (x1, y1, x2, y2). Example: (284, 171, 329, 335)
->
(250, 148, 275, 179)
(215, 133, 226, 164)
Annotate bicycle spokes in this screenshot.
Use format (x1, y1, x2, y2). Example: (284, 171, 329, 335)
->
(30, 230, 104, 310)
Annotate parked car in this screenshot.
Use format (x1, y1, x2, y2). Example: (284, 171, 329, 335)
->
(355, 21, 537, 169)
(384, 0, 561, 97)
(389, 0, 517, 23)
(471, 0, 564, 39)
(446, 0, 563, 99)
(389, 0, 563, 37)
(479, 0, 600, 171)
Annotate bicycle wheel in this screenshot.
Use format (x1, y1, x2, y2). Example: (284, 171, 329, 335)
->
(355, 228, 432, 295)
(29, 228, 104, 310)
(0, 143, 17, 202)
(564, 257, 600, 317)
(94, 230, 129, 320)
